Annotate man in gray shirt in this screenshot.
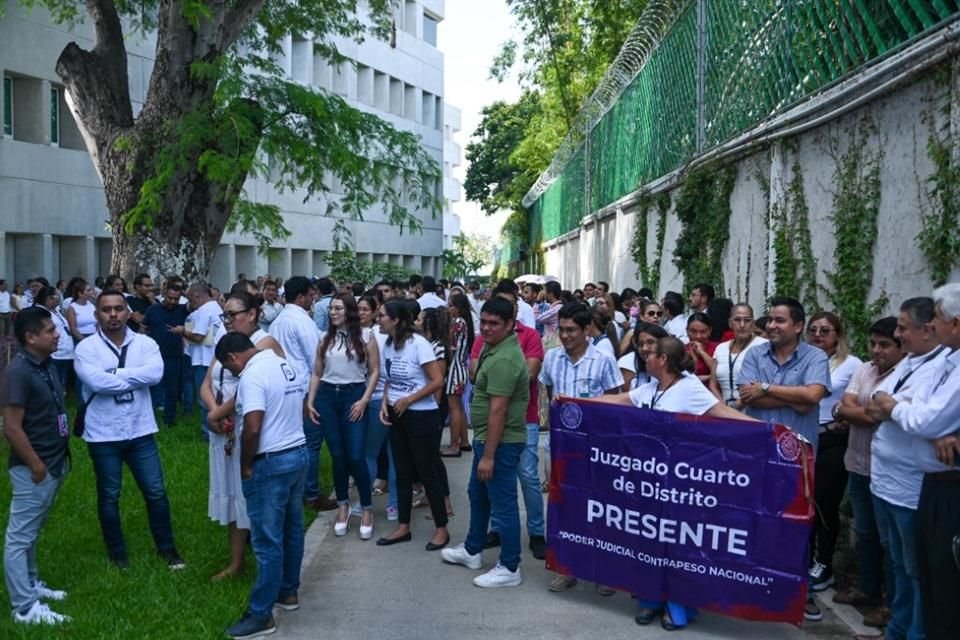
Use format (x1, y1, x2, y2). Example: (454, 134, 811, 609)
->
(737, 295, 831, 622)
(1, 308, 70, 625)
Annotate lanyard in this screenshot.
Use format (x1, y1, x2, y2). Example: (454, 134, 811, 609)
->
(893, 345, 944, 394)
(652, 376, 681, 409)
(726, 338, 754, 400)
(18, 353, 65, 414)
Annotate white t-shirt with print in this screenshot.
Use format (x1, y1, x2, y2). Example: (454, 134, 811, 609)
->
(382, 333, 438, 411)
(236, 350, 307, 455)
(186, 300, 223, 366)
(628, 372, 718, 415)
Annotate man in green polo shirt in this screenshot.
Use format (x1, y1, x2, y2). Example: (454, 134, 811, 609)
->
(442, 297, 529, 588)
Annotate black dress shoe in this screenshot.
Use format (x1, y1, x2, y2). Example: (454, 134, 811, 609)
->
(529, 535, 547, 560)
(376, 532, 412, 546)
(483, 531, 501, 549)
(425, 536, 449, 551)
(634, 607, 661, 626)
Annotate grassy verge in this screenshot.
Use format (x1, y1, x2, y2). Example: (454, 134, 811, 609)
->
(0, 403, 331, 638)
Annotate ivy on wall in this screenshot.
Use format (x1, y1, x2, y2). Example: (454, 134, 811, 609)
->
(770, 157, 819, 312)
(822, 122, 888, 356)
(630, 190, 670, 291)
(918, 71, 960, 286)
(672, 164, 737, 292)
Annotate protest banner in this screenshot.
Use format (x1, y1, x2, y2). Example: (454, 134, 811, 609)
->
(546, 398, 814, 625)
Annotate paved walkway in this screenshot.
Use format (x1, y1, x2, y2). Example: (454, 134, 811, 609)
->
(275, 450, 854, 640)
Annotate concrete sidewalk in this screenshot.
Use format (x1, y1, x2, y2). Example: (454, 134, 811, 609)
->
(274, 452, 850, 640)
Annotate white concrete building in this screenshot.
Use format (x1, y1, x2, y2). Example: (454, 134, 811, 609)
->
(0, 0, 451, 286)
(441, 103, 462, 251)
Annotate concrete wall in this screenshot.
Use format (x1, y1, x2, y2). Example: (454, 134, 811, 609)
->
(542, 68, 956, 313)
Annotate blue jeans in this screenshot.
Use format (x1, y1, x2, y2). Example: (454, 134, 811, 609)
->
(873, 495, 924, 640)
(303, 410, 325, 502)
(4, 465, 64, 614)
(364, 397, 395, 507)
(155, 355, 183, 426)
(464, 440, 524, 572)
(848, 473, 890, 601)
(86, 434, 176, 557)
(193, 365, 209, 437)
(182, 355, 194, 413)
(519, 424, 545, 536)
(242, 446, 308, 619)
(314, 382, 371, 508)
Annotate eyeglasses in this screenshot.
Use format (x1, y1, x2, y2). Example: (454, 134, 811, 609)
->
(807, 327, 835, 336)
(221, 309, 249, 322)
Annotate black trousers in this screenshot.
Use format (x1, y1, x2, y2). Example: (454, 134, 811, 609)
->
(917, 471, 960, 640)
(388, 407, 448, 527)
(811, 429, 849, 568)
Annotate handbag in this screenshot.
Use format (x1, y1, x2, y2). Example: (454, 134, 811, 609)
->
(73, 342, 130, 437)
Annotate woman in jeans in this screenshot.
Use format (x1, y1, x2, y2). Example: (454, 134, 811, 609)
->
(307, 293, 379, 540)
(375, 298, 449, 550)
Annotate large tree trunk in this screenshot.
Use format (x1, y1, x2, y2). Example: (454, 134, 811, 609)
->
(54, 0, 265, 283)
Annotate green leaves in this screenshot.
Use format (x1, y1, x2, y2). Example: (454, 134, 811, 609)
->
(672, 164, 736, 292)
(630, 189, 669, 291)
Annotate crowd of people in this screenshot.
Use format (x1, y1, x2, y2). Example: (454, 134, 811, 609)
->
(2, 270, 959, 640)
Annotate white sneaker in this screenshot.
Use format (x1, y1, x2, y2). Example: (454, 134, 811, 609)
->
(386, 506, 399, 521)
(473, 563, 522, 588)
(36, 581, 67, 601)
(13, 600, 71, 625)
(441, 543, 483, 570)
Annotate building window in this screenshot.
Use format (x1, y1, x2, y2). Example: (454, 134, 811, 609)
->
(3, 76, 12, 137)
(50, 87, 59, 145)
(423, 13, 438, 47)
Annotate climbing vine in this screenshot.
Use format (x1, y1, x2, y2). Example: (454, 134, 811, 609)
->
(630, 190, 670, 291)
(918, 74, 960, 286)
(770, 157, 818, 312)
(822, 122, 888, 356)
(672, 164, 737, 291)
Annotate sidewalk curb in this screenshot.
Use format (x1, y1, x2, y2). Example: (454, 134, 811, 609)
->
(814, 588, 875, 636)
(302, 511, 332, 570)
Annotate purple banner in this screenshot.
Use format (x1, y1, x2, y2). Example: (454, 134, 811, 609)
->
(547, 399, 814, 625)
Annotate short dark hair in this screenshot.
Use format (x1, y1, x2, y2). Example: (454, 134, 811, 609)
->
(481, 297, 515, 323)
(597, 281, 609, 293)
(523, 282, 542, 294)
(315, 277, 335, 296)
(558, 302, 592, 330)
(869, 316, 900, 346)
(96, 290, 127, 309)
(584, 282, 596, 290)
(900, 297, 936, 326)
(408, 274, 423, 288)
(768, 296, 805, 324)
(215, 332, 255, 364)
(661, 295, 684, 317)
(637, 287, 654, 299)
(133, 273, 152, 287)
(692, 283, 715, 301)
(544, 281, 562, 298)
(14, 307, 52, 345)
(284, 276, 314, 301)
(493, 280, 517, 298)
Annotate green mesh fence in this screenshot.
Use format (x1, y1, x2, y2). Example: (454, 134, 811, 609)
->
(531, 0, 960, 244)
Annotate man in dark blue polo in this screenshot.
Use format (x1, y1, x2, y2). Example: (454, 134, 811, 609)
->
(2, 307, 71, 625)
(141, 282, 189, 427)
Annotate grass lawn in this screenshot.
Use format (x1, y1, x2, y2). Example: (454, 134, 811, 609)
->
(0, 402, 331, 638)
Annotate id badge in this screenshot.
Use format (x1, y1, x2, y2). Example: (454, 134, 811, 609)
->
(57, 413, 69, 437)
(115, 391, 135, 404)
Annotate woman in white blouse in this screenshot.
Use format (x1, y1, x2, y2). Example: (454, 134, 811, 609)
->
(66, 281, 97, 342)
(307, 293, 380, 540)
(805, 311, 862, 592)
(710, 304, 768, 405)
(617, 322, 667, 391)
(587, 337, 754, 630)
(200, 291, 284, 580)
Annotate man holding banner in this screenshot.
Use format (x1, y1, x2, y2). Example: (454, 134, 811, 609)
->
(736, 296, 831, 622)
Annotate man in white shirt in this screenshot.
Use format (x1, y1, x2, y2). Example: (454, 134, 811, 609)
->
(74, 291, 184, 571)
(216, 332, 308, 640)
(172, 283, 222, 439)
(417, 275, 446, 310)
(259, 280, 283, 333)
(0, 279, 12, 337)
(687, 283, 714, 317)
(870, 285, 960, 640)
(269, 276, 336, 511)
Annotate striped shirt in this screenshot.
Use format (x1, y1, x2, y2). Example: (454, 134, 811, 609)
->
(538, 343, 623, 398)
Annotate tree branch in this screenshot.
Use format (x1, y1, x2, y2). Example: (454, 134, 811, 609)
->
(220, 0, 269, 50)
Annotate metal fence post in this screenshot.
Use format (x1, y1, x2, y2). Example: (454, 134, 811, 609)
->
(696, 0, 708, 153)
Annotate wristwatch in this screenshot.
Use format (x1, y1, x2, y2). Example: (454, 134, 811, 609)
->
(760, 382, 770, 396)
(831, 403, 841, 420)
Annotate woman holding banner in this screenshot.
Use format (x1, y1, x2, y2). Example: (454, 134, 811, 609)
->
(587, 336, 754, 630)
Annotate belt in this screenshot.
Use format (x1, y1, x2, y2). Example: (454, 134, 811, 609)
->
(253, 444, 305, 461)
(320, 381, 365, 390)
(818, 421, 847, 434)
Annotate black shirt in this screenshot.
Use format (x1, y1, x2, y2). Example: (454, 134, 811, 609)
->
(127, 294, 153, 331)
(142, 303, 189, 358)
(0, 351, 69, 475)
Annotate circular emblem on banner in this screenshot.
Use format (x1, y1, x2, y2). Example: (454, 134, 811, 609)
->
(560, 403, 583, 430)
(777, 430, 802, 462)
